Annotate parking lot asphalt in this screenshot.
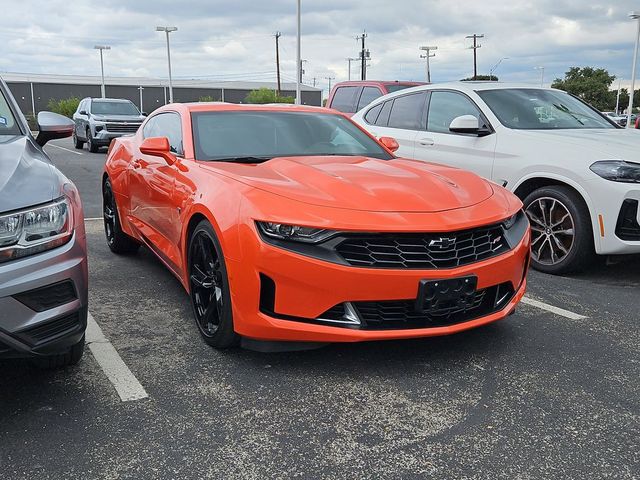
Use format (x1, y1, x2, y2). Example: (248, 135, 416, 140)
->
(0, 138, 638, 479)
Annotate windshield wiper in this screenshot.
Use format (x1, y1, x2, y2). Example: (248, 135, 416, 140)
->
(216, 156, 272, 164)
(552, 103, 585, 125)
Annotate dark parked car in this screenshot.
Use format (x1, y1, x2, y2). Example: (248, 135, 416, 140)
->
(72, 97, 146, 152)
(0, 77, 88, 368)
(326, 80, 426, 116)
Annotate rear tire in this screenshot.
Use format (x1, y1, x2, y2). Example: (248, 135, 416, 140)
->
(31, 335, 85, 369)
(87, 129, 99, 153)
(73, 130, 84, 149)
(524, 186, 594, 275)
(103, 177, 140, 255)
(188, 221, 238, 349)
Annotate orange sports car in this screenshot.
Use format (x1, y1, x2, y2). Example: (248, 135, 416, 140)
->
(102, 103, 530, 351)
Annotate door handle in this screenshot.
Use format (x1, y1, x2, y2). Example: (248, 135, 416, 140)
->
(418, 138, 435, 146)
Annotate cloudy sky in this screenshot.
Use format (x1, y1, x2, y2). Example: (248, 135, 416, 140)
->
(2, 1, 640, 95)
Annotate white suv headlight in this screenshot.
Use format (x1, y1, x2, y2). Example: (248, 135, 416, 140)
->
(0, 198, 73, 263)
(590, 161, 640, 183)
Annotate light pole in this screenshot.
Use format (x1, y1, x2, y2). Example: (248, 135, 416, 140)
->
(489, 57, 509, 80)
(94, 45, 111, 98)
(627, 11, 640, 128)
(156, 26, 178, 103)
(138, 86, 144, 114)
(534, 66, 545, 87)
(419, 46, 437, 83)
(295, 0, 301, 105)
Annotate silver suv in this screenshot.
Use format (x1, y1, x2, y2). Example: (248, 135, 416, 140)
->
(72, 98, 146, 152)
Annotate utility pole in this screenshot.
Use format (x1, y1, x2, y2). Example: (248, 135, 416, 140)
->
(312, 77, 317, 87)
(156, 26, 178, 103)
(300, 59, 307, 84)
(295, 0, 301, 105)
(419, 46, 437, 83)
(274, 32, 282, 96)
(138, 86, 144, 113)
(466, 34, 484, 80)
(356, 32, 370, 80)
(325, 76, 335, 93)
(616, 79, 622, 114)
(534, 66, 545, 87)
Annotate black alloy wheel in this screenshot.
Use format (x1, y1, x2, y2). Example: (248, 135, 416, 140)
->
(188, 221, 237, 348)
(102, 178, 140, 254)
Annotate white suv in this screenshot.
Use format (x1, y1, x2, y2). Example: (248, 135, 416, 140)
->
(352, 82, 640, 274)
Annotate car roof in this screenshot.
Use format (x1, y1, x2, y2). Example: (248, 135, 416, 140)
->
(183, 102, 337, 114)
(333, 80, 425, 87)
(90, 98, 134, 102)
(396, 81, 562, 94)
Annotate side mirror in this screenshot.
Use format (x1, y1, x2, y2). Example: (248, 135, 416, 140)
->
(35, 111, 75, 147)
(449, 115, 491, 136)
(79, 110, 89, 116)
(379, 136, 399, 153)
(141, 112, 148, 117)
(140, 136, 175, 165)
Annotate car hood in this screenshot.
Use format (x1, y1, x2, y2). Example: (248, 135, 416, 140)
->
(92, 114, 145, 122)
(204, 156, 494, 212)
(0, 135, 58, 213)
(514, 128, 640, 161)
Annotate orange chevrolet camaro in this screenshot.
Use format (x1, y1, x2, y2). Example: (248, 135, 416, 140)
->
(102, 103, 530, 351)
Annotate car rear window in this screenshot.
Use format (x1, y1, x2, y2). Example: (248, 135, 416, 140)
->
(385, 84, 417, 93)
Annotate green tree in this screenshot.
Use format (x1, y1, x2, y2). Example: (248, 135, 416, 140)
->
(461, 75, 498, 81)
(198, 95, 217, 102)
(551, 67, 615, 111)
(245, 88, 294, 104)
(46, 97, 80, 118)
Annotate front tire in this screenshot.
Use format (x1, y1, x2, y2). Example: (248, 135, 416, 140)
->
(524, 186, 594, 274)
(87, 129, 99, 153)
(103, 177, 140, 255)
(73, 130, 84, 149)
(188, 221, 238, 349)
(31, 335, 85, 369)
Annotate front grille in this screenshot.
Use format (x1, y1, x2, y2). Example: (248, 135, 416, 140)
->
(335, 224, 509, 269)
(351, 282, 514, 330)
(105, 123, 141, 134)
(615, 199, 640, 241)
(13, 280, 77, 312)
(15, 312, 81, 346)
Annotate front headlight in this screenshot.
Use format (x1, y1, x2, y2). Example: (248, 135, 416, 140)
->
(0, 198, 73, 263)
(590, 161, 640, 183)
(256, 221, 337, 244)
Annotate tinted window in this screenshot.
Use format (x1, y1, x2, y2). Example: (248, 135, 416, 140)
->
(387, 93, 427, 130)
(330, 87, 360, 113)
(0, 89, 19, 136)
(374, 100, 393, 127)
(191, 111, 393, 161)
(91, 100, 140, 116)
(357, 87, 382, 110)
(143, 113, 183, 154)
(427, 91, 482, 134)
(385, 84, 418, 93)
(364, 103, 383, 124)
(477, 88, 615, 130)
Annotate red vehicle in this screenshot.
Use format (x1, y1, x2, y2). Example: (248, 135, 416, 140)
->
(326, 81, 425, 116)
(102, 103, 530, 351)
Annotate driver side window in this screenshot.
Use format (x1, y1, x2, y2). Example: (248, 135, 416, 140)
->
(143, 112, 183, 155)
(427, 91, 482, 134)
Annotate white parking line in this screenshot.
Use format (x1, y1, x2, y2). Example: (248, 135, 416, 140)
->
(85, 312, 148, 402)
(84, 217, 103, 221)
(521, 296, 587, 320)
(46, 143, 84, 156)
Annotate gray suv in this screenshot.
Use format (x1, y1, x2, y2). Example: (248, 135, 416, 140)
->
(0, 78, 88, 368)
(72, 97, 146, 152)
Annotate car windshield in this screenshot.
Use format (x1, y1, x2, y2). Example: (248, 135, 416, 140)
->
(0, 89, 20, 137)
(91, 101, 140, 116)
(191, 110, 394, 161)
(477, 88, 615, 130)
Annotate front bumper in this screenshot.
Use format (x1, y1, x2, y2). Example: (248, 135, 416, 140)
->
(0, 232, 88, 359)
(585, 178, 640, 255)
(227, 226, 530, 343)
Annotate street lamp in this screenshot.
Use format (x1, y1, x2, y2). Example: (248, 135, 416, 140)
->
(534, 66, 545, 87)
(94, 45, 111, 98)
(295, 0, 301, 105)
(626, 11, 640, 128)
(346, 58, 357, 81)
(419, 46, 437, 83)
(156, 26, 178, 103)
(489, 57, 509, 80)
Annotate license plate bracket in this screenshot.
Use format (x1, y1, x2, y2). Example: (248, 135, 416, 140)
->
(415, 276, 478, 314)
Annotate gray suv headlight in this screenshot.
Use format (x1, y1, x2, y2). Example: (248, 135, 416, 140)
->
(0, 198, 73, 263)
(590, 161, 640, 183)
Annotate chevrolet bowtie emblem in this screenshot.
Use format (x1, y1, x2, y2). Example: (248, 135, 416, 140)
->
(429, 237, 456, 249)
